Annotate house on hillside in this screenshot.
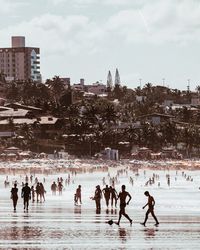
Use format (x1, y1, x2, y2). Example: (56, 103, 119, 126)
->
(5, 103, 43, 115)
(0, 108, 33, 120)
(86, 82, 107, 95)
(137, 113, 174, 125)
(0, 116, 62, 139)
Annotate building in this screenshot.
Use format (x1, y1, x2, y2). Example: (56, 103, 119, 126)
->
(60, 77, 71, 88)
(191, 97, 200, 106)
(0, 36, 41, 82)
(73, 78, 85, 91)
(138, 113, 174, 125)
(87, 82, 107, 95)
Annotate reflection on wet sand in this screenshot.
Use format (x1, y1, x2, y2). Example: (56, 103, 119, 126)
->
(144, 228, 157, 239)
(74, 206, 82, 214)
(118, 228, 127, 243)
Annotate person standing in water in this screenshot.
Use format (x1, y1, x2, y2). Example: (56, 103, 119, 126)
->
(141, 191, 159, 226)
(110, 186, 118, 208)
(116, 185, 132, 225)
(21, 183, 31, 211)
(102, 185, 110, 207)
(36, 182, 41, 202)
(11, 183, 18, 211)
(75, 185, 82, 205)
(31, 186, 35, 202)
(94, 185, 102, 211)
(51, 181, 57, 195)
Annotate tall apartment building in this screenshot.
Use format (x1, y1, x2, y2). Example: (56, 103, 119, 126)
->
(0, 36, 41, 82)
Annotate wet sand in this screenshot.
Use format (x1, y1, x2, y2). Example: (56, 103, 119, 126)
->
(0, 168, 200, 249)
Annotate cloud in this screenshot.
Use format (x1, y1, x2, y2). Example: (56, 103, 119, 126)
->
(0, 0, 28, 13)
(0, 13, 106, 56)
(106, 0, 200, 44)
(47, 0, 147, 7)
(1, 0, 200, 56)
(1, 0, 200, 86)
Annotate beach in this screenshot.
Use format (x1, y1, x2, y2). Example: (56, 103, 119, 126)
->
(0, 160, 199, 249)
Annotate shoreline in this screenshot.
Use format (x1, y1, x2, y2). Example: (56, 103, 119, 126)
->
(0, 158, 200, 173)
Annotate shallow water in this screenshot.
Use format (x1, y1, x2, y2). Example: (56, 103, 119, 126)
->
(0, 169, 200, 249)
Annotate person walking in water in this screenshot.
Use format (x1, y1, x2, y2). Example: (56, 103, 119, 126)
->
(36, 182, 41, 202)
(11, 183, 18, 211)
(141, 191, 159, 226)
(102, 185, 110, 207)
(110, 186, 118, 208)
(94, 185, 102, 211)
(58, 181, 63, 195)
(21, 183, 31, 211)
(116, 185, 132, 225)
(40, 183, 46, 202)
(31, 186, 35, 202)
(51, 181, 57, 195)
(75, 185, 82, 205)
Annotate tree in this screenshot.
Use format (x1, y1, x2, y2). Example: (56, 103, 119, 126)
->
(6, 83, 20, 102)
(47, 76, 65, 108)
(101, 103, 118, 125)
(196, 85, 200, 97)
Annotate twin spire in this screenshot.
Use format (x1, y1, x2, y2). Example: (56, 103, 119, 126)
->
(107, 68, 121, 89)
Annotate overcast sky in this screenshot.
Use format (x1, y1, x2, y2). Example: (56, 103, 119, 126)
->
(0, 0, 200, 90)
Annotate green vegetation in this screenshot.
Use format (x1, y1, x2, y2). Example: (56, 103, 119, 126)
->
(1, 77, 200, 157)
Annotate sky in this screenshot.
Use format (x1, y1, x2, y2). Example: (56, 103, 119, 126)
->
(0, 0, 200, 90)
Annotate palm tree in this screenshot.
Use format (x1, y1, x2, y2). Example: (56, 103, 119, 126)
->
(196, 85, 200, 96)
(47, 76, 65, 108)
(101, 103, 118, 125)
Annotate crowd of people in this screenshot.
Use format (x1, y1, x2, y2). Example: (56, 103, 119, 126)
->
(6, 168, 197, 227)
(10, 178, 159, 226)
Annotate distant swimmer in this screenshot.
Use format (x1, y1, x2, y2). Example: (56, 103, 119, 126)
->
(116, 185, 132, 226)
(11, 183, 18, 211)
(141, 191, 159, 227)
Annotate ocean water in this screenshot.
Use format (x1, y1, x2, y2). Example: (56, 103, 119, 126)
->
(0, 167, 199, 249)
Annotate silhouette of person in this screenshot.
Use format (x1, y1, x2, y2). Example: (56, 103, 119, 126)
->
(58, 182, 63, 195)
(102, 185, 110, 207)
(51, 181, 57, 195)
(116, 185, 132, 225)
(11, 183, 18, 211)
(141, 191, 159, 226)
(74, 193, 78, 205)
(75, 185, 82, 204)
(110, 186, 118, 207)
(21, 183, 31, 211)
(40, 183, 45, 202)
(36, 182, 41, 202)
(94, 185, 102, 211)
(31, 186, 35, 202)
